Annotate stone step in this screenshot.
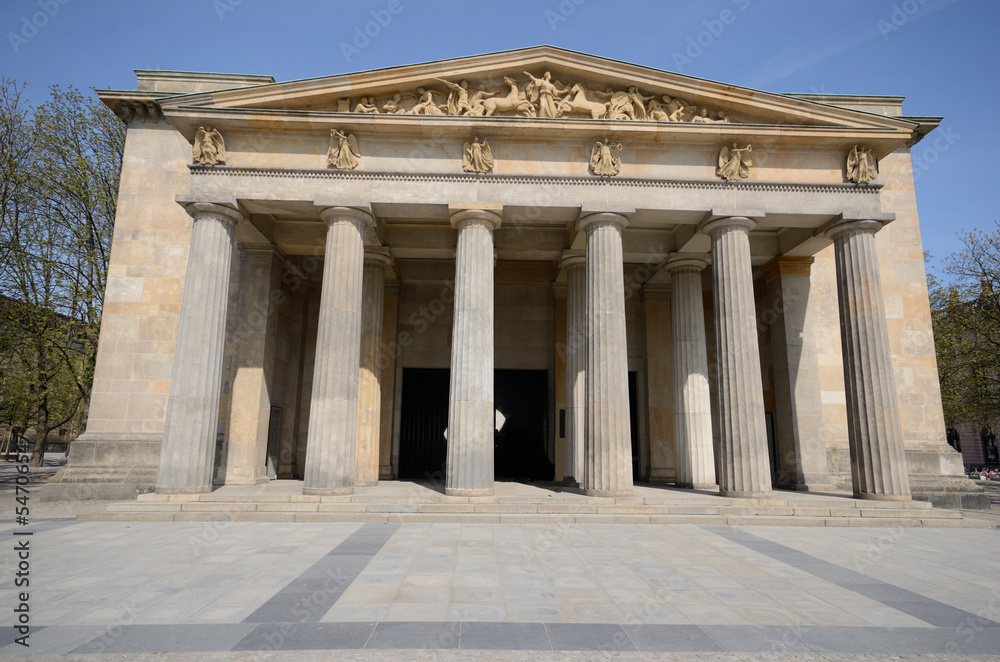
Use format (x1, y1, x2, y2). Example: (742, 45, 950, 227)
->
(78, 509, 994, 528)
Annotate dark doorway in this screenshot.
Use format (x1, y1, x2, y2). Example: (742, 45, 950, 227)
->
(494, 369, 552, 480)
(629, 371, 640, 482)
(398, 368, 450, 481)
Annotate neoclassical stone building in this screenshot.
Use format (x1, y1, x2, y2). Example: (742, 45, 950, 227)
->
(44, 47, 987, 509)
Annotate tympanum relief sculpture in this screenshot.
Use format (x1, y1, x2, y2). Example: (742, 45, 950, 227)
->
(330, 72, 740, 123)
(193, 127, 226, 166)
(846, 145, 878, 184)
(327, 129, 361, 170)
(462, 137, 495, 174)
(717, 143, 752, 181)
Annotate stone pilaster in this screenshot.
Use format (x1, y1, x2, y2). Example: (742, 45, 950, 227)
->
(761, 256, 834, 491)
(561, 252, 586, 487)
(826, 219, 911, 500)
(642, 285, 674, 483)
(223, 246, 281, 485)
(156, 203, 243, 493)
(579, 213, 633, 497)
(355, 248, 392, 486)
(302, 207, 374, 496)
(666, 257, 717, 490)
(378, 280, 400, 480)
(704, 217, 772, 498)
(445, 207, 501, 497)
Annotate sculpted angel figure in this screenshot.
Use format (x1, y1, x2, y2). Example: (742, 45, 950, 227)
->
(847, 145, 878, 184)
(590, 139, 623, 177)
(193, 127, 226, 165)
(327, 129, 360, 170)
(717, 143, 752, 181)
(524, 71, 566, 118)
(436, 78, 472, 115)
(462, 137, 495, 174)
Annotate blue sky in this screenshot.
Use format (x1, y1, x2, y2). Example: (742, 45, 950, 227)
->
(1, 0, 995, 273)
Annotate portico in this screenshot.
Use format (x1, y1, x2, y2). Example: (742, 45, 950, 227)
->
(44, 46, 989, 511)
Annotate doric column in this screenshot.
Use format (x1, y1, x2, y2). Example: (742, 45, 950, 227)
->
(445, 207, 501, 497)
(302, 207, 374, 495)
(704, 216, 771, 498)
(223, 246, 281, 485)
(561, 253, 586, 487)
(826, 219, 911, 500)
(761, 257, 833, 491)
(579, 212, 633, 497)
(355, 248, 392, 486)
(666, 257, 717, 489)
(156, 203, 243, 493)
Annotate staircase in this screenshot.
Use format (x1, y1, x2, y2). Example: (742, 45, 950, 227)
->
(78, 481, 993, 528)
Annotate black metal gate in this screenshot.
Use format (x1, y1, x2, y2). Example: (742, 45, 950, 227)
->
(397, 368, 450, 481)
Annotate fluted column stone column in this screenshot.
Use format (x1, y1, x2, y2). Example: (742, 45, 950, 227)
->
(302, 207, 374, 496)
(156, 203, 243, 493)
(826, 219, 911, 500)
(580, 213, 633, 497)
(666, 257, 717, 490)
(705, 216, 772, 498)
(561, 253, 587, 487)
(446, 208, 501, 497)
(355, 248, 392, 486)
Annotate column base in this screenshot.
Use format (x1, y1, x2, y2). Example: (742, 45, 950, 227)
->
(303, 486, 354, 496)
(222, 466, 270, 486)
(156, 485, 213, 495)
(720, 489, 771, 499)
(853, 492, 911, 502)
(585, 487, 633, 497)
(676, 482, 718, 491)
(562, 476, 580, 488)
(445, 487, 494, 497)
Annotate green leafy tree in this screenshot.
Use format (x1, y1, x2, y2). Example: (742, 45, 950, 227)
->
(928, 224, 1000, 432)
(0, 78, 124, 466)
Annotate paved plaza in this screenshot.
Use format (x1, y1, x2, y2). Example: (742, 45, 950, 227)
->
(2, 500, 1000, 659)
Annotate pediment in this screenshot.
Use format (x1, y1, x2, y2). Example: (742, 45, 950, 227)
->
(154, 46, 915, 134)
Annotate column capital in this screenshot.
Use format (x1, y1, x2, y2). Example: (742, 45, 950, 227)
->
(825, 218, 884, 241)
(702, 216, 756, 236)
(761, 256, 815, 282)
(319, 206, 374, 230)
(363, 247, 393, 269)
(450, 208, 502, 231)
(559, 250, 586, 271)
(664, 256, 708, 275)
(577, 212, 628, 234)
(185, 202, 245, 226)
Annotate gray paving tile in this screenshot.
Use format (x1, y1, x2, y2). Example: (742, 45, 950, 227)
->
(700, 624, 813, 653)
(545, 623, 636, 651)
(459, 622, 550, 650)
(69, 624, 255, 654)
(367, 621, 460, 649)
(622, 624, 724, 652)
(231, 622, 375, 650)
